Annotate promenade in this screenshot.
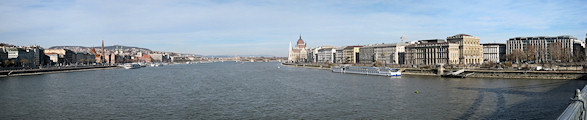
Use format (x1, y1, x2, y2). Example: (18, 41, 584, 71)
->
(282, 63, 587, 80)
(0, 65, 120, 77)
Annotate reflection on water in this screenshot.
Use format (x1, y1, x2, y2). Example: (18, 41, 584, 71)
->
(0, 62, 585, 119)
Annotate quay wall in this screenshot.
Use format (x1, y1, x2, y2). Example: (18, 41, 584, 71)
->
(282, 63, 587, 80)
(402, 69, 438, 76)
(465, 70, 587, 80)
(0, 66, 119, 77)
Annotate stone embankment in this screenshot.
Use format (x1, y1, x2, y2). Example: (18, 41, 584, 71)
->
(0, 66, 119, 77)
(282, 63, 587, 80)
(281, 63, 331, 70)
(464, 70, 587, 80)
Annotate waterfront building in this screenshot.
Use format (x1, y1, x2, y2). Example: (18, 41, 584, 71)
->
(6, 47, 25, 59)
(482, 43, 506, 63)
(307, 47, 317, 63)
(5, 47, 40, 68)
(447, 34, 483, 65)
(170, 56, 188, 62)
(373, 43, 406, 65)
(139, 54, 152, 63)
(573, 40, 585, 61)
(104, 54, 123, 65)
(335, 47, 344, 63)
(45, 53, 61, 65)
(150, 53, 169, 62)
(288, 35, 309, 63)
(358, 43, 407, 65)
(358, 45, 376, 64)
(0, 45, 48, 68)
(27, 46, 46, 67)
(74, 52, 95, 65)
(506, 35, 583, 62)
(316, 46, 336, 63)
(45, 49, 75, 65)
(0, 47, 7, 63)
(343, 46, 362, 64)
(405, 39, 460, 65)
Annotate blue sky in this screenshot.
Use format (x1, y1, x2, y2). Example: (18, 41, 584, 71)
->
(1, 0, 586, 57)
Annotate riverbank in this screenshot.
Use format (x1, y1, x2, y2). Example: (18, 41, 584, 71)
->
(0, 66, 120, 77)
(282, 63, 587, 80)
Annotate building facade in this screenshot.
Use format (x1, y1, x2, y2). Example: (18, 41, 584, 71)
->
(45, 49, 75, 65)
(405, 39, 459, 65)
(447, 34, 483, 65)
(506, 35, 583, 62)
(358, 45, 376, 64)
(482, 43, 506, 63)
(288, 36, 309, 63)
(373, 43, 406, 65)
(74, 52, 95, 65)
(334, 47, 344, 63)
(316, 47, 336, 63)
(0, 48, 7, 64)
(343, 46, 362, 64)
(150, 53, 169, 62)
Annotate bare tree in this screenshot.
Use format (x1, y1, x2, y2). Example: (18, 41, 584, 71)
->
(535, 45, 547, 64)
(524, 44, 536, 62)
(574, 49, 585, 62)
(549, 42, 563, 63)
(511, 49, 526, 64)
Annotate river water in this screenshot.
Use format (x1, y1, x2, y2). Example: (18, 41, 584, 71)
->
(0, 62, 585, 119)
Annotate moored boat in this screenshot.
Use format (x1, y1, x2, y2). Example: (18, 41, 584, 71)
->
(331, 65, 401, 77)
(123, 63, 141, 69)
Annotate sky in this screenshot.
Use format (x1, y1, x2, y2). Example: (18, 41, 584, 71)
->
(1, 0, 586, 57)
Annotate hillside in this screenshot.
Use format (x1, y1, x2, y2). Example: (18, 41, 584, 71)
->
(49, 45, 151, 51)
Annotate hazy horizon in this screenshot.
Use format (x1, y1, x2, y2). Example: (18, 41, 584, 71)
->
(1, 0, 586, 57)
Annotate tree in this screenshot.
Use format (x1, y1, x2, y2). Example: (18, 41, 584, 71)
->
(4, 60, 10, 67)
(19, 58, 29, 68)
(511, 49, 526, 64)
(79, 59, 86, 65)
(573, 48, 585, 62)
(524, 44, 536, 62)
(535, 46, 547, 64)
(549, 42, 564, 62)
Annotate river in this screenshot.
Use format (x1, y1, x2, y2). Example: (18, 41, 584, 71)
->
(0, 62, 585, 119)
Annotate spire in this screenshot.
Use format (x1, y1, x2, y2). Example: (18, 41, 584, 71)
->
(299, 34, 302, 40)
(288, 41, 294, 62)
(101, 39, 104, 63)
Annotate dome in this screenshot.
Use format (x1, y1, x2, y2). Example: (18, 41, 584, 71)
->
(297, 35, 305, 44)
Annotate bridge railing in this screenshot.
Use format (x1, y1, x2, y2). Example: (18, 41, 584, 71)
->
(558, 85, 587, 120)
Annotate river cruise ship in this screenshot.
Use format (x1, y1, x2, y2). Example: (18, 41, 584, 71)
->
(123, 63, 141, 69)
(331, 65, 401, 77)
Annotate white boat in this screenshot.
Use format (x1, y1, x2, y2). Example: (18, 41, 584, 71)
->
(331, 66, 401, 77)
(123, 63, 141, 69)
(150, 63, 163, 67)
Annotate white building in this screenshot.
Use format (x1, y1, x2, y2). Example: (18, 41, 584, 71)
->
(334, 47, 345, 63)
(507, 35, 583, 62)
(373, 43, 406, 65)
(482, 43, 506, 63)
(288, 35, 309, 63)
(405, 39, 460, 65)
(316, 46, 336, 63)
